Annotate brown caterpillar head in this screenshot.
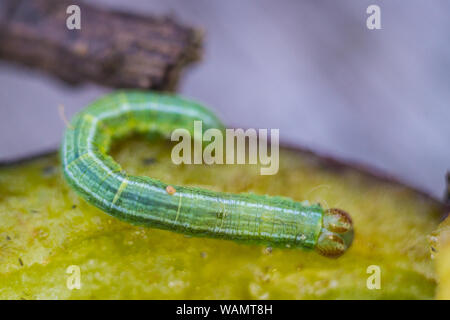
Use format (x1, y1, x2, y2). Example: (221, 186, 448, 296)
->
(315, 208, 354, 258)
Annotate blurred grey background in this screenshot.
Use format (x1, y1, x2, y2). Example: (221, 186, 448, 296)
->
(0, 0, 449, 199)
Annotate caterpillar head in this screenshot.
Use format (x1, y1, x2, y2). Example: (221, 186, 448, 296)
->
(315, 208, 354, 258)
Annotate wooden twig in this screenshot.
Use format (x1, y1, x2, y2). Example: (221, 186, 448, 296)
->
(0, 0, 202, 90)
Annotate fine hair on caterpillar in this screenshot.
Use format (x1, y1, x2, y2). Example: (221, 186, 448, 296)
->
(61, 90, 354, 258)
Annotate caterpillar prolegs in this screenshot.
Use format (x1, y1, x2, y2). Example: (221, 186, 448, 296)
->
(61, 91, 354, 258)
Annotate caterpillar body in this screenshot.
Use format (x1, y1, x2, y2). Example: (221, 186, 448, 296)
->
(61, 91, 354, 258)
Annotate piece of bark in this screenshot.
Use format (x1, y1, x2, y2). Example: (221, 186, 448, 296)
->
(0, 0, 202, 90)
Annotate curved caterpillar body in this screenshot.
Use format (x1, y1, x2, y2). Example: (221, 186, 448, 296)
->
(61, 91, 354, 258)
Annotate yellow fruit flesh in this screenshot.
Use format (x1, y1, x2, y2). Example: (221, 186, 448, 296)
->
(0, 138, 444, 299)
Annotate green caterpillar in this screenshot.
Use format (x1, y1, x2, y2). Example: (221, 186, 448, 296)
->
(61, 91, 354, 258)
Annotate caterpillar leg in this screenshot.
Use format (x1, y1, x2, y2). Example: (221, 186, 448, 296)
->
(315, 208, 354, 258)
